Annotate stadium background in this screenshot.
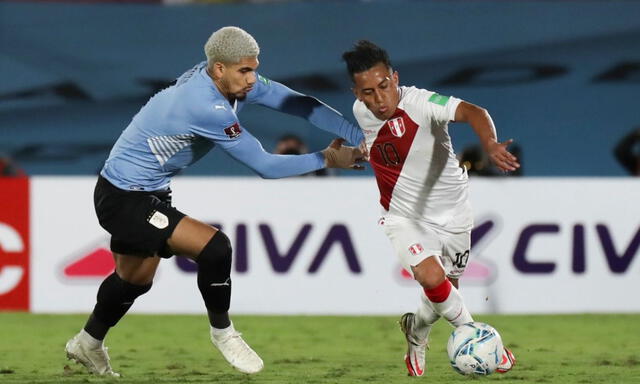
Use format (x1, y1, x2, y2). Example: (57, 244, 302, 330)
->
(1, 0, 639, 382)
(2, 0, 640, 314)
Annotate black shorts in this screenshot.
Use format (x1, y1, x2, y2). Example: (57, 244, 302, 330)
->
(94, 176, 186, 258)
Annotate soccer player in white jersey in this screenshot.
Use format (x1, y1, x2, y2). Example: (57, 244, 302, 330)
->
(64, 27, 365, 377)
(342, 40, 519, 376)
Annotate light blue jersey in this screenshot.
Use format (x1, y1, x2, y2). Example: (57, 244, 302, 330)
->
(101, 62, 364, 191)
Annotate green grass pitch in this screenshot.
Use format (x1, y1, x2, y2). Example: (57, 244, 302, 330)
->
(1, 313, 639, 383)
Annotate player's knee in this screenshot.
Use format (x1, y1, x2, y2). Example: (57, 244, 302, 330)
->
(97, 272, 152, 302)
(416, 273, 446, 290)
(196, 230, 232, 271)
(413, 262, 446, 290)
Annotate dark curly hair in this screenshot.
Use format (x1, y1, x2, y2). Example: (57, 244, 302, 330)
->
(342, 40, 392, 80)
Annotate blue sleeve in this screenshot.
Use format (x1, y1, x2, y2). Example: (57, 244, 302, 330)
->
(221, 127, 326, 179)
(246, 74, 365, 146)
(189, 108, 325, 179)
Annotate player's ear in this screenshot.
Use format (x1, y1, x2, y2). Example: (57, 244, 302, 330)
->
(211, 62, 226, 79)
(352, 87, 364, 102)
(392, 70, 399, 86)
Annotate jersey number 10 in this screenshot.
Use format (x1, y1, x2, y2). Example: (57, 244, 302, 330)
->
(374, 142, 402, 166)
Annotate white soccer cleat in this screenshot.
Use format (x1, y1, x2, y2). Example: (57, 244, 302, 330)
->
(210, 324, 264, 374)
(399, 313, 427, 377)
(65, 333, 120, 377)
(496, 347, 516, 373)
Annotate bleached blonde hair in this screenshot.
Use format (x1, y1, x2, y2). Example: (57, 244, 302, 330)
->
(204, 26, 260, 66)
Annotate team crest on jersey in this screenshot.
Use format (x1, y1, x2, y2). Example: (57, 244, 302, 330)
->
(408, 243, 424, 256)
(387, 117, 406, 137)
(147, 210, 169, 229)
(224, 122, 242, 139)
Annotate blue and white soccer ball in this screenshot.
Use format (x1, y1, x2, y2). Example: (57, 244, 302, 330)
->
(447, 322, 504, 376)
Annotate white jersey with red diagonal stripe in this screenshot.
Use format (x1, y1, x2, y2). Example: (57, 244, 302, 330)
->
(353, 86, 473, 232)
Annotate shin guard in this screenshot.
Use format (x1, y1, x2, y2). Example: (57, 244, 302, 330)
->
(196, 231, 232, 327)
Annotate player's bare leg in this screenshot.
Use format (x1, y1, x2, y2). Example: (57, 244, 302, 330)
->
(114, 253, 161, 285)
(168, 217, 263, 374)
(66, 253, 160, 377)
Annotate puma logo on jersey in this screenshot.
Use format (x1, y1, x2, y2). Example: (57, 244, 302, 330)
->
(388, 117, 406, 137)
(213, 104, 227, 111)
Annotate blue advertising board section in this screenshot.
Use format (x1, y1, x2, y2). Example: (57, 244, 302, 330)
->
(1, 1, 639, 176)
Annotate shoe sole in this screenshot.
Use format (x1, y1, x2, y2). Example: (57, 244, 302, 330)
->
(404, 354, 418, 376)
(229, 363, 264, 374)
(217, 356, 264, 374)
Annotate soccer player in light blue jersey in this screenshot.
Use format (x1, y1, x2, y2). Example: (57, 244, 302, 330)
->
(65, 26, 365, 377)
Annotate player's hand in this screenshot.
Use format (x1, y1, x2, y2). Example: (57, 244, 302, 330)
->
(322, 138, 366, 170)
(487, 139, 520, 172)
(358, 139, 370, 161)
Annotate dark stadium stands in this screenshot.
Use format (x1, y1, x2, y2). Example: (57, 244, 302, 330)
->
(2, 1, 639, 176)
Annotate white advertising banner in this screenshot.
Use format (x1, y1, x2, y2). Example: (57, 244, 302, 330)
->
(30, 177, 640, 314)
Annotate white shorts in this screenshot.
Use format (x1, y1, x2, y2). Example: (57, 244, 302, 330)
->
(379, 215, 471, 279)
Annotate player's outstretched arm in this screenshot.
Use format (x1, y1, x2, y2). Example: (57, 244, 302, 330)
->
(222, 127, 364, 179)
(454, 101, 520, 172)
(248, 77, 365, 147)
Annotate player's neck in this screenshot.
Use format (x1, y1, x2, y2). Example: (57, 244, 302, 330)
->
(206, 68, 234, 102)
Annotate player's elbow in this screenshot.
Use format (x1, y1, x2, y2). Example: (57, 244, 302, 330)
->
(470, 105, 490, 121)
(252, 165, 281, 179)
(257, 171, 280, 179)
(457, 102, 490, 123)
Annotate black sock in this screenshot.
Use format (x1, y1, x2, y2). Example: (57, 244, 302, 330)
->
(196, 232, 233, 329)
(84, 272, 152, 340)
(84, 313, 111, 340)
(208, 310, 231, 329)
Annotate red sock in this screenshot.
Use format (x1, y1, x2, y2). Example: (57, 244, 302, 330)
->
(424, 279, 452, 303)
